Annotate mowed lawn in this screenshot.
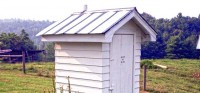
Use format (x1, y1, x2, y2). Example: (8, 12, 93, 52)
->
(0, 59, 200, 93)
(140, 59, 200, 93)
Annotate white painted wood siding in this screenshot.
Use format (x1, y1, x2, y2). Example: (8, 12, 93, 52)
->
(133, 23, 142, 93)
(56, 83, 109, 93)
(55, 42, 110, 93)
(42, 34, 105, 42)
(55, 20, 143, 93)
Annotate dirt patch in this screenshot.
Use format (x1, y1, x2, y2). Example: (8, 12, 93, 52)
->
(192, 73, 200, 79)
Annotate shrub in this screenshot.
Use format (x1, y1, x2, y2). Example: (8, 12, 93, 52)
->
(141, 60, 157, 69)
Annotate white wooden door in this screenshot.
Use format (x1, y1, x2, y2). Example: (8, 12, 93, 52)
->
(110, 35, 134, 93)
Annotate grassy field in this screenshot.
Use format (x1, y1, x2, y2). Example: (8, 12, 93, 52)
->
(0, 62, 55, 93)
(140, 59, 200, 93)
(0, 59, 200, 93)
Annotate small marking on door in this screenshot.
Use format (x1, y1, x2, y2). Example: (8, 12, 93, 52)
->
(121, 56, 125, 63)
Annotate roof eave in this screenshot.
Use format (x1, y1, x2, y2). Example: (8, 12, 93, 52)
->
(40, 34, 106, 42)
(132, 8, 157, 42)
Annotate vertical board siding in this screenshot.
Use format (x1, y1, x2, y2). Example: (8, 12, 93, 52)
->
(120, 35, 134, 93)
(55, 42, 110, 93)
(110, 35, 122, 93)
(110, 35, 134, 93)
(111, 21, 143, 93)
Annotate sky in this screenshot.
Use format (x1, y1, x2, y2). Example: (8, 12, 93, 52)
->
(0, 0, 200, 21)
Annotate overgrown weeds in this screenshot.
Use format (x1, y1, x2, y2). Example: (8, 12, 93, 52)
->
(0, 62, 54, 77)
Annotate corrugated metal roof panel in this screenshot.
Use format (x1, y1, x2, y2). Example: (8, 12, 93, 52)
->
(56, 14, 91, 34)
(78, 11, 116, 34)
(66, 12, 103, 34)
(37, 7, 137, 36)
(45, 15, 79, 35)
(90, 10, 130, 34)
(36, 18, 65, 36)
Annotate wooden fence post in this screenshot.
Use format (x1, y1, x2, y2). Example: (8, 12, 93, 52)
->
(44, 51, 47, 62)
(144, 65, 147, 91)
(22, 51, 26, 74)
(67, 76, 71, 93)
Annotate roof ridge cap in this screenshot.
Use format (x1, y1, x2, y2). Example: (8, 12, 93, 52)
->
(73, 7, 135, 14)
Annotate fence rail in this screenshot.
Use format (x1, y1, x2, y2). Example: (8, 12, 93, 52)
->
(0, 55, 22, 57)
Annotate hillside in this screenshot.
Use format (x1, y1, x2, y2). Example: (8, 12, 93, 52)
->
(0, 19, 53, 45)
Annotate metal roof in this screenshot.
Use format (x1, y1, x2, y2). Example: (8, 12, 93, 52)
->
(37, 7, 138, 36)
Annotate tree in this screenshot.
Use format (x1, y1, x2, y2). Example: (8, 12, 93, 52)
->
(44, 42, 55, 61)
(166, 35, 182, 58)
(0, 32, 20, 50)
(19, 29, 36, 51)
(0, 30, 36, 51)
(141, 12, 200, 59)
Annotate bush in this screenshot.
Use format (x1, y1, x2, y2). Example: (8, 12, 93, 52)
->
(141, 60, 157, 69)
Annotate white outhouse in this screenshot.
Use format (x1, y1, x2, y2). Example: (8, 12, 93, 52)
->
(37, 7, 157, 93)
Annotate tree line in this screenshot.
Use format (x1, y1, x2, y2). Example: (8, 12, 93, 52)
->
(0, 29, 35, 51)
(0, 19, 54, 61)
(141, 13, 200, 59)
(0, 29, 55, 61)
(1, 13, 200, 59)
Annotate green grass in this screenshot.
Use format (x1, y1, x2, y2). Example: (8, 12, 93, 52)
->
(0, 62, 55, 93)
(0, 70, 54, 93)
(140, 59, 200, 93)
(0, 60, 200, 93)
(0, 62, 54, 77)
